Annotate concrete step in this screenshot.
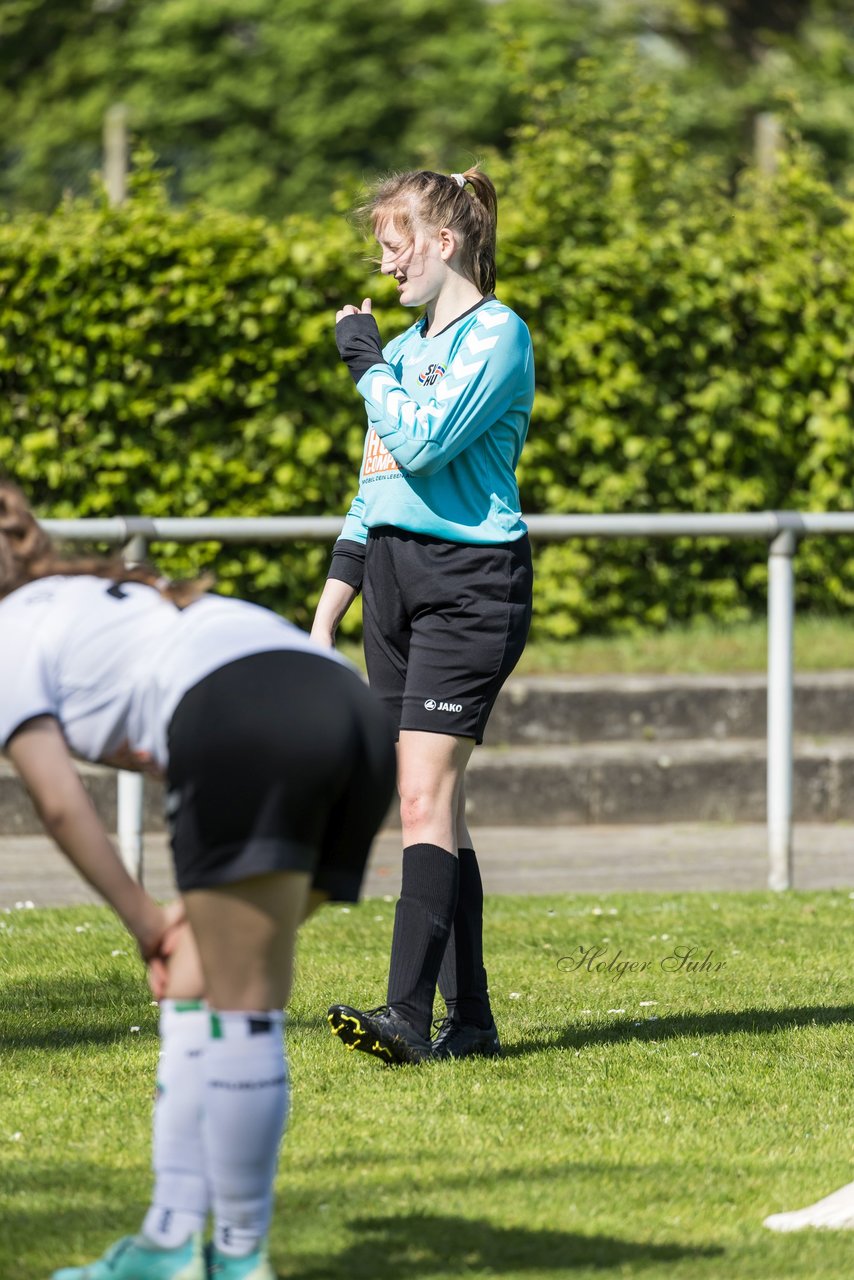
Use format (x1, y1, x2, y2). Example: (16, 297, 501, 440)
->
(6, 734, 854, 831)
(486, 672, 854, 745)
(462, 737, 854, 825)
(0, 760, 167, 836)
(5, 674, 854, 833)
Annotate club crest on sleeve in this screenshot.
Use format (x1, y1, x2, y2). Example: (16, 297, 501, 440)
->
(418, 363, 446, 386)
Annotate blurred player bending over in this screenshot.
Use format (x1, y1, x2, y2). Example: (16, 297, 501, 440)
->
(0, 481, 395, 1280)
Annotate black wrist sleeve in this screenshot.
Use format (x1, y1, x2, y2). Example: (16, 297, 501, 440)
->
(335, 313, 385, 383)
(328, 539, 366, 593)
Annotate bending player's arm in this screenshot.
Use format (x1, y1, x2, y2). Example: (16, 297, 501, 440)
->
(7, 716, 170, 961)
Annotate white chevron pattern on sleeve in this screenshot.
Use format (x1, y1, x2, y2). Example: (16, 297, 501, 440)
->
(365, 305, 516, 446)
(435, 379, 466, 404)
(450, 351, 486, 381)
(368, 372, 397, 401)
(477, 309, 510, 330)
(465, 331, 500, 355)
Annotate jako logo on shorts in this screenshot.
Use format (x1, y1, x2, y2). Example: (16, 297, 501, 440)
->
(424, 699, 462, 712)
(418, 363, 446, 386)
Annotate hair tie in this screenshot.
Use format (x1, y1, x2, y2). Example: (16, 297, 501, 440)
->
(450, 173, 467, 188)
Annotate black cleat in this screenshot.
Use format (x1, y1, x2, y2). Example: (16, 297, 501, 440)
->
(431, 1016, 502, 1060)
(327, 1004, 433, 1065)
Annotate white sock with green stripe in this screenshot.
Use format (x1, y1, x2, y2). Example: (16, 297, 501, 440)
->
(142, 999, 210, 1248)
(204, 1010, 288, 1258)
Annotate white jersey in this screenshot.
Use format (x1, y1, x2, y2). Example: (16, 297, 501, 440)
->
(0, 576, 350, 769)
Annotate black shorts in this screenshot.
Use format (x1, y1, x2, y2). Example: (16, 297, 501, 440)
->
(165, 651, 396, 898)
(362, 527, 533, 744)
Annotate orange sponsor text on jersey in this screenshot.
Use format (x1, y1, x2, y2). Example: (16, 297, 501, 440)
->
(363, 429, 400, 477)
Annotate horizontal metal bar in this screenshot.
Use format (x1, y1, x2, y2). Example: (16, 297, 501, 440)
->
(41, 516, 345, 543)
(791, 512, 854, 535)
(39, 510, 841, 545)
(42, 518, 130, 541)
(523, 513, 782, 539)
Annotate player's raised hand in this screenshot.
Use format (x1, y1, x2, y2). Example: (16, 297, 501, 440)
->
(335, 298, 372, 323)
(335, 299, 383, 383)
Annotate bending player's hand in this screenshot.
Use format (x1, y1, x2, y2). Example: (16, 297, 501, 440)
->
(143, 899, 187, 999)
(147, 916, 204, 1002)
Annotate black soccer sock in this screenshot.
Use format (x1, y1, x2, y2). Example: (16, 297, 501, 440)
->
(437, 847, 493, 1029)
(386, 844, 459, 1040)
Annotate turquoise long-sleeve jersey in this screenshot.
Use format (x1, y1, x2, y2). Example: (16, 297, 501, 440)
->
(338, 297, 534, 545)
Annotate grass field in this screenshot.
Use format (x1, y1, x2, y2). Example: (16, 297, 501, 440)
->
(339, 615, 854, 676)
(1, 893, 852, 1279)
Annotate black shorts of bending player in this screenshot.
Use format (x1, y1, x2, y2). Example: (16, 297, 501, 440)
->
(363, 527, 533, 744)
(166, 651, 396, 899)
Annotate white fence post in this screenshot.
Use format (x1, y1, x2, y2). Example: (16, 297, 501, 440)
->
(116, 532, 148, 880)
(755, 111, 783, 177)
(103, 104, 129, 208)
(767, 525, 798, 890)
(117, 770, 144, 880)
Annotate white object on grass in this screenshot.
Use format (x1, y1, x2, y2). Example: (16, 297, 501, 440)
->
(764, 1180, 854, 1232)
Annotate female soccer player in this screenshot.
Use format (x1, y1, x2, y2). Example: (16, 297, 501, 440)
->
(0, 481, 395, 1280)
(312, 167, 535, 1065)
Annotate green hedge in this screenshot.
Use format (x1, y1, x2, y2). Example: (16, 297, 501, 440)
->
(3, 71, 854, 638)
(0, 163, 375, 632)
(497, 68, 854, 636)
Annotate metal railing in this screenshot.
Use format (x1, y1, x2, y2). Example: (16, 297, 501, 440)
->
(43, 510, 854, 891)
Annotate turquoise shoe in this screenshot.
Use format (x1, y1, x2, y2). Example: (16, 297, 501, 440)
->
(208, 1241, 275, 1280)
(51, 1233, 205, 1280)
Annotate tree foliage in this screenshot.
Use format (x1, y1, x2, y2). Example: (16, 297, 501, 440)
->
(620, 1, 854, 182)
(0, 160, 369, 626)
(0, 0, 524, 216)
(3, 1, 854, 218)
(496, 62, 854, 634)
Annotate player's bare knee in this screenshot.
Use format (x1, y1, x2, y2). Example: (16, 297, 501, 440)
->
(398, 789, 441, 833)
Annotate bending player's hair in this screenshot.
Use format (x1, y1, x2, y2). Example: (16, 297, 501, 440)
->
(0, 479, 210, 606)
(360, 166, 499, 295)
